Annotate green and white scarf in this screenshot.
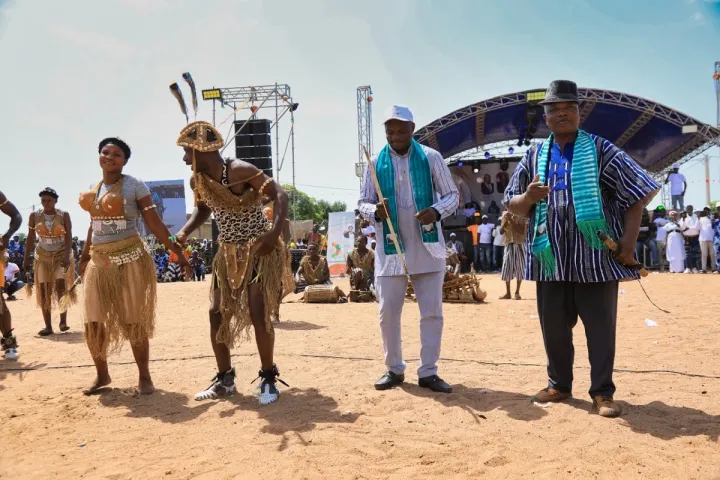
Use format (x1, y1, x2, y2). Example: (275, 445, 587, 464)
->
(376, 139, 439, 255)
(532, 130, 610, 277)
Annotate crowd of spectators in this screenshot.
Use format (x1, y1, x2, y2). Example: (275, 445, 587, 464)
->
(643, 204, 720, 274)
(442, 202, 720, 275)
(151, 237, 215, 283)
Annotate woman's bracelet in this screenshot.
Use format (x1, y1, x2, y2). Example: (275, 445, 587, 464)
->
(142, 204, 157, 212)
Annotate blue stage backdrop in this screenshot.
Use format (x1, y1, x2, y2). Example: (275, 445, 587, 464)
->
(139, 179, 186, 236)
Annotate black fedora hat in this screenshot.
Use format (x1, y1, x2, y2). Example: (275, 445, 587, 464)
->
(539, 80, 579, 104)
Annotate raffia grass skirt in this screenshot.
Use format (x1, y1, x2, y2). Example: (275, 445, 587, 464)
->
(31, 247, 76, 311)
(212, 241, 285, 349)
(83, 235, 156, 359)
(281, 247, 296, 299)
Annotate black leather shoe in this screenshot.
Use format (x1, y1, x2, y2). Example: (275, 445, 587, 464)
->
(418, 375, 452, 393)
(374, 371, 405, 390)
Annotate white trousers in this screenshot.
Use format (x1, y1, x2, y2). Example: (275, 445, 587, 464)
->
(376, 271, 444, 378)
(700, 241, 717, 271)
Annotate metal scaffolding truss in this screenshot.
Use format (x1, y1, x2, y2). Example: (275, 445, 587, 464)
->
(446, 139, 540, 164)
(615, 107, 654, 148)
(215, 84, 292, 106)
(652, 124, 719, 178)
(356, 86, 373, 186)
(415, 92, 528, 141)
(208, 83, 297, 186)
(579, 97, 597, 124)
(415, 87, 720, 173)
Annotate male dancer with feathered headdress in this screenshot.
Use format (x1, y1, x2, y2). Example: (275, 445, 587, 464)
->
(171, 74, 291, 405)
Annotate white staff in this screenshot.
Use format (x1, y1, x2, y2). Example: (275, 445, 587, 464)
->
(362, 145, 409, 276)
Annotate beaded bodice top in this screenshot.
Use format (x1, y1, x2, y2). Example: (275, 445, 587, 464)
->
(35, 209, 66, 249)
(78, 177, 128, 233)
(195, 162, 269, 245)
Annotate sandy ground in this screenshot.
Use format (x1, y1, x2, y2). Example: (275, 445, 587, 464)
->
(1, 273, 719, 480)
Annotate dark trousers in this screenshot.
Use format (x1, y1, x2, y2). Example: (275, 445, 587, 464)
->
(684, 236, 700, 270)
(5, 279, 23, 295)
(536, 281, 618, 398)
(473, 245, 481, 271)
(493, 245, 504, 271)
(479, 243, 492, 271)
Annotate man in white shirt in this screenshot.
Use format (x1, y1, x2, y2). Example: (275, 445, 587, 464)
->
(492, 218, 505, 271)
(698, 210, 717, 273)
(3, 261, 23, 301)
(665, 163, 687, 211)
(358, 104, 459, 394)
(653, 207, 669, 271)
(446, 233, 467, 267)
(681, 205, 700, 273)
(477, 215, 495, 272)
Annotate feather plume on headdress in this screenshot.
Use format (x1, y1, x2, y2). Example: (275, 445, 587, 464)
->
(169, 82, 189, 123)
(182, 72, 199, 120)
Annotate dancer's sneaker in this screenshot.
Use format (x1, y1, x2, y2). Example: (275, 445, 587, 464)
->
(2, 331, 18, 361)
(253, 364, 288, 406)
(194, 367, 236, 401)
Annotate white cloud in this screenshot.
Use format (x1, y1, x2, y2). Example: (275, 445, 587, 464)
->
(113, 0, 171, 12)
(47, 23, 135, 58)
(693, 11, 705, 21)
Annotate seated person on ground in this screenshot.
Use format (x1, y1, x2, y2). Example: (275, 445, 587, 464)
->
(295, 243, 331, 292)
(346, 235, 375, 293)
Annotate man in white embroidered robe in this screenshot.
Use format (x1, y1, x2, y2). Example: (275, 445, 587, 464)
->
(358, 105, 459, 393)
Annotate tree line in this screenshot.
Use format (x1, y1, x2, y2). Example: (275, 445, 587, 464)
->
(283, 185, 347, 224)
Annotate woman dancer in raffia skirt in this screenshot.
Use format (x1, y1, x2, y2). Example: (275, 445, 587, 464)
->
(23, 187, 76, 335)
(78, 137, 191, 395)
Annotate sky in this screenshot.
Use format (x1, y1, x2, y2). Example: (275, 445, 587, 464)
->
(1, 0, 719, 237)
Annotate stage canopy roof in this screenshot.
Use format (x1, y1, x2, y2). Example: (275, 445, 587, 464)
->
(413, 88, 720, 175)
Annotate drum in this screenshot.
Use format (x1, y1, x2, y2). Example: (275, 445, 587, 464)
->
(349, 289, 374, 303)
(304, 284, 342, 303)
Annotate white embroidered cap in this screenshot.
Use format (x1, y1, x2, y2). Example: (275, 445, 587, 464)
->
(384, 105, 414, 123)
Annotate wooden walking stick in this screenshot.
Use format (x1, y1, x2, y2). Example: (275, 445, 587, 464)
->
(362, 146, 409, 276)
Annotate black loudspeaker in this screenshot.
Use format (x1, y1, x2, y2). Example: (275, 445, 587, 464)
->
(251, 157, 273, 174)
(249, 119, 271, 135)
(234, 119, 273, 177)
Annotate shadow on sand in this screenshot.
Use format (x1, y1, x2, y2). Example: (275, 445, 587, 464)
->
(98, 388, 215, 424)
(402, 383, 549, 422)
(273, 320, 327, 331)
(0, 361, 48, 392)
(221, 387, 361, 451)
(37, 330, 85, 345)
(563, 397, 720, 442)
